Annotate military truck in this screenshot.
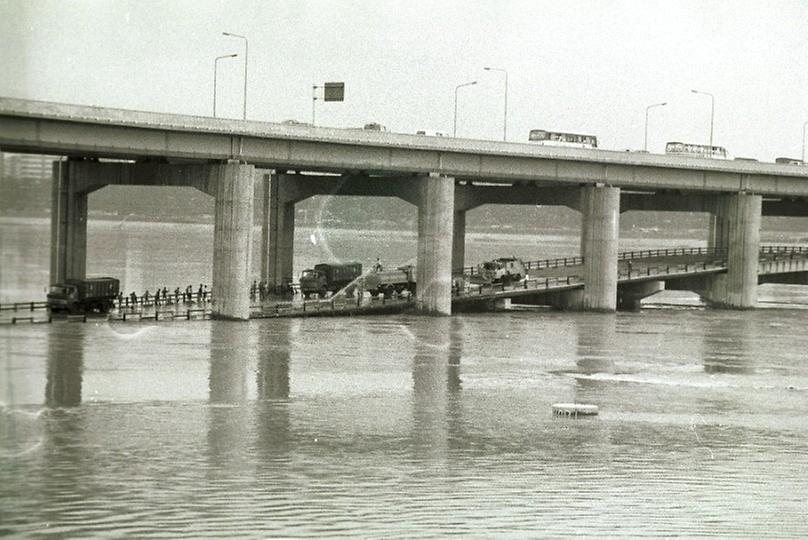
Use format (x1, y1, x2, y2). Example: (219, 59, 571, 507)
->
(363, 265, 416, 298)
(474, 257, 526, 285)
(299, 262, 362, 299)
(47, 277, 120, 313)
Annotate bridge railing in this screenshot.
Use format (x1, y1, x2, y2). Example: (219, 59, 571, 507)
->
(617, 246, 728, 261)
(0, 301, 49, 312)
(455, 274, 584, 298)
(254, 290, 417, 317)
(458, 245, 808, 278)
(759, 245, 808, 255)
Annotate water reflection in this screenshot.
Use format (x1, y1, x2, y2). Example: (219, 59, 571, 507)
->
(208, 322, 251, 404)
(255, 319, 292, 457)
(573, 315, 617, 403)
(702, 313, 753, 374)
(45, 327, 85, 408)
(207, 321, 253, 471)
(39, 328, 89, 530)
(411, 317, 464, 459)
(256, 321, 292, 400)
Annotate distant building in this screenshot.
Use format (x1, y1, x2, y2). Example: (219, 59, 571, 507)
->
(2, 152, 59, 182)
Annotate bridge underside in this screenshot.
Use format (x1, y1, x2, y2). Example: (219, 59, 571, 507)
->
(44, 155, 808, 319)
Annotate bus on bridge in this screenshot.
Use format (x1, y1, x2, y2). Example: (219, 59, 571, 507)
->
(528, 129, 598, 149)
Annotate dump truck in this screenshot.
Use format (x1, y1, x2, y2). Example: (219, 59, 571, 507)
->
(47, 277, 120, 313)
(473, 257, 526, 285)
(299, 262, 362, 299)
(363, 265, 416, 298)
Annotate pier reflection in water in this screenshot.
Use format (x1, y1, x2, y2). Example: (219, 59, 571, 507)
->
(411, 317, 464, 460)
(46, 326, 85, 408)
(1, 310, 807, 537)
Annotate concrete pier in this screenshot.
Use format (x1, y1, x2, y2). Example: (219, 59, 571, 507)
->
(210, 162, 255, 320)
(416, 174, 454, 315)
(452, 209, 466, 274)
(262, 173, 296, 292)
(50, 160, 88, 284)
(580, 186, 620, 311)
(702, 192, 762, 308)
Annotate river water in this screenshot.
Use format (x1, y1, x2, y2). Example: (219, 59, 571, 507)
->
(2, 218, 808, 537)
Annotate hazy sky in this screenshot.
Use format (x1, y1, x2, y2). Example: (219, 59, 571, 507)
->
(1, 0, 806, 160)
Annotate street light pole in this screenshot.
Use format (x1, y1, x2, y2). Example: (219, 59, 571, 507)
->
(484, 67, 508, 141)
(644, 102, 667, 152)
(213, 53, 238, 117)
(453, 81, 477, 137)
(223, 32, 248, 120)
(691, 89, 715, 150)
(802, 120, 808, 162)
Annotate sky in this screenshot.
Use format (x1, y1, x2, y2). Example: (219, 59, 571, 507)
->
(1, 0, 807, 161)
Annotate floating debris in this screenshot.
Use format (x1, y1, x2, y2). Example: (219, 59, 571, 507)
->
(552, 403, 599, 417)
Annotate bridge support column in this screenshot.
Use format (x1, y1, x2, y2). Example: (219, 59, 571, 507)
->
(210, 162, 255, 320)
(50, 160, 89, 284)
(702, 192, 761, 308)
(579, 185, 620, 311)
(263, 173, 295, 292)
(416, 173, 454, 315)
(452, 209, 466, 274)
(707, 197, 729, 250)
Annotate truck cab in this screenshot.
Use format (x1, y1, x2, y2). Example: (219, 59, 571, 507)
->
(299, 263, 362, 299)
(299, 268, 326, 299)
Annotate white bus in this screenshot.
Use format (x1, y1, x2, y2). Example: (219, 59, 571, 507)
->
(528, 129, 598, 149)
(775, 157, 804, 165)
(665, 141, 728, 159)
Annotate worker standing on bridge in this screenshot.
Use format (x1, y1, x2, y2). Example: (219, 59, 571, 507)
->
(154, 288, 160, 305)
(374, 258, 383, 272)
(258, 280, 267, 301)
(143, 290, 151, 305)
(130, 291, 137, 308)
(162, 287, 168, 303)
(250, 280, 257, 300)
(174, 287, 181, 304)
(186, 285, 193, 303)
(203, 284, 209, 301)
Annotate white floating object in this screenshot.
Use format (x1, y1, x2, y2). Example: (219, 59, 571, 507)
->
(552, 403, 599, 417)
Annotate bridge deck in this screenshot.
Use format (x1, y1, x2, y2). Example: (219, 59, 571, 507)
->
(3, 98, 808, 195)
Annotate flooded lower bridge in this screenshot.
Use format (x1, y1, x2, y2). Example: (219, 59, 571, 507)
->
(3, 246, 808, 325)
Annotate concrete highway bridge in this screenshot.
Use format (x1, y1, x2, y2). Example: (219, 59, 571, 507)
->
(3, 97, 808, 319)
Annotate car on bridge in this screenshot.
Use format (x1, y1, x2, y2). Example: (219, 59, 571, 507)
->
(473, 257, 526, 285)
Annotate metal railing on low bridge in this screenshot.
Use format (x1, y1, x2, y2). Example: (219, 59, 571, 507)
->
(4, 245, 808, 323)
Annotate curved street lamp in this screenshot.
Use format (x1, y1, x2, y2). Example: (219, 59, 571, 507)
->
(484, 67, 508, 141)
(223, 32, 248, 120)
(691, 89, 715, 150)
(213, 53, 238, 117)
(644, 102, 667, 152)
(453, 81, 477, 137)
